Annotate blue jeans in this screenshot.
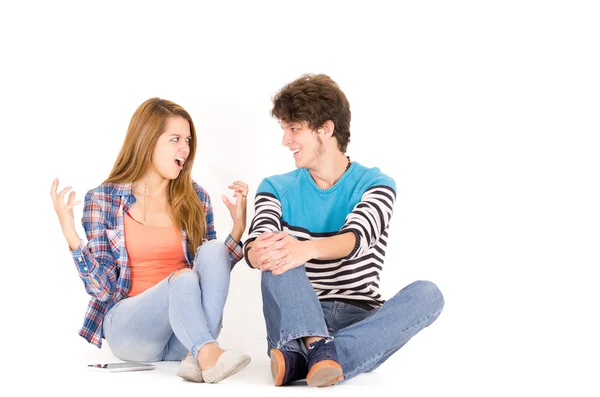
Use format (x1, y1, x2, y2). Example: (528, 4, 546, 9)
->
(261, 265, 444, 382)
(102, 240, 230, 362)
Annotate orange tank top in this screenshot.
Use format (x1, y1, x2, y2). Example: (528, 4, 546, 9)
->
(124, 212, 187, 297)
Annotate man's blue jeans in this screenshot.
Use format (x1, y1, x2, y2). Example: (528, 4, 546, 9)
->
(261, 265, 444, 382)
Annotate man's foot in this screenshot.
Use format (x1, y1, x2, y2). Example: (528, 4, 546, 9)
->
(270, 348, 308, 386)
(306, 339, 344, 387)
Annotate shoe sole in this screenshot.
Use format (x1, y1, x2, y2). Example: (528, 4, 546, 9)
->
(306, 360, 344, 387)
(270, 349, 286, 386)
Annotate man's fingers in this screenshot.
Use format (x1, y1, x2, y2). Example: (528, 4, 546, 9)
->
(273, 239, 287, 250)
(254, 232, 286, 248)
(258, 249, 283, 266)
(259, 250, 289, 271)
(272, 262, 292, 276)
(256, 231, 274, 241)
(261, 259, 286, 272)
(268, 231, 288, 243)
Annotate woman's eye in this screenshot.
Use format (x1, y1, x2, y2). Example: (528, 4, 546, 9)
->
(171, 137, 179, 142)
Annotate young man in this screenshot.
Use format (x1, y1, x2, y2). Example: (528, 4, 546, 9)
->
(244, 74, 444, 387)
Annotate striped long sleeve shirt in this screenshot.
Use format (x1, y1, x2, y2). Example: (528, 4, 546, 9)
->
(245, 162, 396, 310)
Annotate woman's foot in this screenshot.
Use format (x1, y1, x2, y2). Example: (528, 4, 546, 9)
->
(177, 354, 203, 382)
(201, 350, 252, 383)
(198, 342, 224, 370)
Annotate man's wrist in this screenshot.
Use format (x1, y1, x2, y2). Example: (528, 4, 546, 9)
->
(244, 242, 259, 269)
(304, 240, 319, 261)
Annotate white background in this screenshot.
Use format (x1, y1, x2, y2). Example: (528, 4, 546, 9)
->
(1, 1, 598, 395)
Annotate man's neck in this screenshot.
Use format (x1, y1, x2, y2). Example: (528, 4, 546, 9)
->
(308, 153, 350, 190)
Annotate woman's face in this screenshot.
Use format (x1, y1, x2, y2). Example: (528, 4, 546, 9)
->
(150, 116, 191, 180)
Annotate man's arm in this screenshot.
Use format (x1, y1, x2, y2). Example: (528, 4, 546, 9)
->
(306, 232, 356, 261)
(243, 181, 284, 268)
(337, 184, 396, 260)
(269, 232, 356, 275)
(270, 181, 396, 275)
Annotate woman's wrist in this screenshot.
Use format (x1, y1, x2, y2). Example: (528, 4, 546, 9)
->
(231, 224, 245, 242)
(62, 227, 81, 251)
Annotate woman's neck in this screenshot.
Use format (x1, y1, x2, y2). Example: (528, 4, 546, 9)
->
(133, 172, 169, 200)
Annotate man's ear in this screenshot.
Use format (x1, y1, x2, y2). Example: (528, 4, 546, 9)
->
(318, 120, 335, 138)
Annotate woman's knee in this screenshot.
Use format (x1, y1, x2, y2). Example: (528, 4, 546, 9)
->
(168, 268, 195, 282)
(193, 240, 229, 270)
(108, 339, 164, 362)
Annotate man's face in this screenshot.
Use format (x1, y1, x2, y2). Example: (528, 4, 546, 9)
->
(280, 120, 323, 169)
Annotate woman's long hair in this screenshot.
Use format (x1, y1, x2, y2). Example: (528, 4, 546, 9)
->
(104, 97, 206, 255)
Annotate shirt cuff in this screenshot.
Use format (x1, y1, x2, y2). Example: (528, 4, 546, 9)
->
(71, 242, 90, 274)
(243, 237, 258, 269)
(225, 234, 244, 263)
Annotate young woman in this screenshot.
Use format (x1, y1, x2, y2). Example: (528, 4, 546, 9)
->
(50, 97, 251, 383)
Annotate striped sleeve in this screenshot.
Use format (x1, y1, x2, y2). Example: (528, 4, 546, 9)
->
(244, 187, 283, 267)
(247, 192, 283, 240)
(339, 185, 396, 260)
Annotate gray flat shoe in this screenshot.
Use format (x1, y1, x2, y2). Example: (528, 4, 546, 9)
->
(177, 355, 204, 382)
(201, 351, 251, 383)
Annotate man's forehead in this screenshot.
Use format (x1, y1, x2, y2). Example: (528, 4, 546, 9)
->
(280, 120, 304, 128)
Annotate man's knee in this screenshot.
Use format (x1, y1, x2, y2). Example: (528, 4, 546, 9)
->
(408, 280, 445, 314)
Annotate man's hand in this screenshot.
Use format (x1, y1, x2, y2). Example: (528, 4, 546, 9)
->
(247, 231, 289, 270)
(270, 235, 314, 276)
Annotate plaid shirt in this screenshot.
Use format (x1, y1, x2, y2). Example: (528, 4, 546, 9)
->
(70, 181, 243, 348)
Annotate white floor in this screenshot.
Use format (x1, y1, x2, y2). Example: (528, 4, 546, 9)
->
(9, 266, 597, 396)
(34, 325, 449, 397)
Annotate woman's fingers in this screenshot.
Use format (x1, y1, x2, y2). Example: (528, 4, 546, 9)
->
(232, 180, 248, 188)
(50, 178, 59, 200)
(65, 201, 83, 211)
(229, 181, 249, 197)
(57, 185, 72, 200)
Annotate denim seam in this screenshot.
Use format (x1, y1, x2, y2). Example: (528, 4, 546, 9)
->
(330, 302, 338, 332)
(278, 332, 332, 350)
(168, 273, 217, 359)
(343, 308, 442, 379)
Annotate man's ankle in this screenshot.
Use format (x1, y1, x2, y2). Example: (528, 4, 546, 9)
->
(304, 336, 324, 349)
